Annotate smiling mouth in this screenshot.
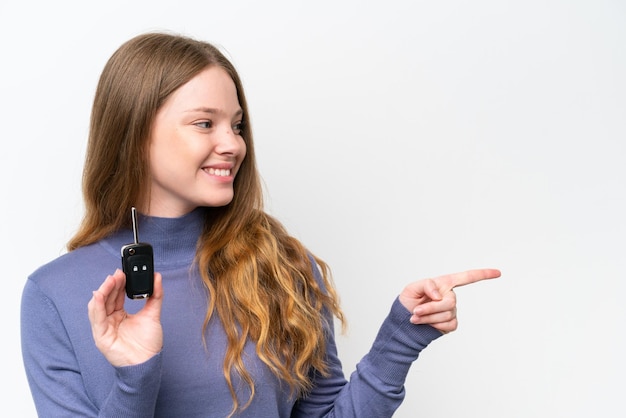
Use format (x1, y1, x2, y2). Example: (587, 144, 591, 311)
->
(205, 168, 232, 177)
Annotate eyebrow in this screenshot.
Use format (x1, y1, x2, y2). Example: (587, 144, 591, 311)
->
(186, 107, 243, 117)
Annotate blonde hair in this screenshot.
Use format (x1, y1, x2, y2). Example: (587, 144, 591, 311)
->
(68, 32, 344, 415)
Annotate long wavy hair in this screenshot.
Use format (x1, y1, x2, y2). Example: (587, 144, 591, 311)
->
(68, 31, 345, 415)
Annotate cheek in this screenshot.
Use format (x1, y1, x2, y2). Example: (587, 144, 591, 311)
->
(148, 142, 171, 176)
(238, 139, 248, 164)
(150, 128, 201, 172)
(149, 139, 189, 181)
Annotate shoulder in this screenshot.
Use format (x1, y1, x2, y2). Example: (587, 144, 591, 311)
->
(27, 240, 120, 302)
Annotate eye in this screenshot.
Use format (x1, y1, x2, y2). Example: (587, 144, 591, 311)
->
(233, 121, 245, 135)
(194, 120, 212, 129)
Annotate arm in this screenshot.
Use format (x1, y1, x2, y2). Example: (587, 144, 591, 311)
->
(21, 275, 163, 417)
(291, 298, 441, 418)
(292, 268, 501, 418)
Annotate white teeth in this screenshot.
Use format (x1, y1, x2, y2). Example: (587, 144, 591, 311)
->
(207, 168, 231, 176)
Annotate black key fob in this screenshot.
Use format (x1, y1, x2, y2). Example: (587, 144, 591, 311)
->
(121, 207, 154, 299)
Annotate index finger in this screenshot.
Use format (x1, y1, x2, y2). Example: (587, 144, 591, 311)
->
(436, 268, 501, 290)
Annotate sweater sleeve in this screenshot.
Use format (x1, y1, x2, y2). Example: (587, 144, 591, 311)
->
(291, 297, 443, 418)
(20, 278, 162, 417)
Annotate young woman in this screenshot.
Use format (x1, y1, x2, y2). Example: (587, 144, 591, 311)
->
(20, 31, 500, 417)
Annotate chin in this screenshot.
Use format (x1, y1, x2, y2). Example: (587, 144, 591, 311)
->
(204, 196, 234, 208)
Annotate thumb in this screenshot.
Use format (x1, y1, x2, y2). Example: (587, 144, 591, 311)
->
(142, 272, 163, 318)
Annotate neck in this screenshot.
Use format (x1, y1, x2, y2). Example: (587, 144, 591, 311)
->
(116, 207, 207, 270)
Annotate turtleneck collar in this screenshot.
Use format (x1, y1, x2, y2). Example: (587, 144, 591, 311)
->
(103, 207, 207, 270)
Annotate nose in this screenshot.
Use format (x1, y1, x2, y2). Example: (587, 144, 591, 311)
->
(215, 125, 245, 156)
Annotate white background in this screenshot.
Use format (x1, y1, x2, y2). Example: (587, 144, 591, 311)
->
(1, 1, 624, 417)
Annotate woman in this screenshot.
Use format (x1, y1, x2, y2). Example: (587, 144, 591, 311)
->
(21, 31, 500, 417)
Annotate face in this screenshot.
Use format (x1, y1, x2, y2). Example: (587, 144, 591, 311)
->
(146, 66, 247, 217)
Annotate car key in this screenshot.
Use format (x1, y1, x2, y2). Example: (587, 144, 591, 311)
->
(121, 207, 154, 299)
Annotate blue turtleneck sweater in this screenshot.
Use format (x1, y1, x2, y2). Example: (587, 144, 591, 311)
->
(21, 208, 441, 417)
